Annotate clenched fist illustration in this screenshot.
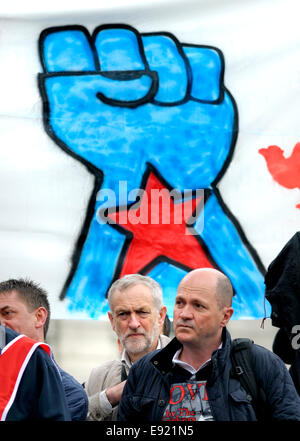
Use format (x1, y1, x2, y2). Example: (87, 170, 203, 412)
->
(38, 24, 267, 318)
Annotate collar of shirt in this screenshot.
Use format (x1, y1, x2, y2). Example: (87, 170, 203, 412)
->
(121, 335, 162, 369)
(172, 343, 222, 375)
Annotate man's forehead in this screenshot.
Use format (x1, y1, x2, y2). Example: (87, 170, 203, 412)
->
(0, 290, 20, 301)
(0, 290, 24, 310)
(178, 271, 217, 292)
(112, 285, 154, 310)
(177, 285, 210, 296)
(113, 301, 152, 312)
(176, 280, 216, 301)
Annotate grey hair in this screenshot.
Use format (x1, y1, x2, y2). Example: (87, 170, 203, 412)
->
(107, 274, 163, 312)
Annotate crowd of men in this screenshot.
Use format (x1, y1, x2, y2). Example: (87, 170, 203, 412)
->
(1, 262, 300, 421)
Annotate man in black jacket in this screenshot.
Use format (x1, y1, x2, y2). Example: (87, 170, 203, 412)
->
(0, 324, 70, 420)
(264, 231, 300, 395)
(118, 268, 300, 421)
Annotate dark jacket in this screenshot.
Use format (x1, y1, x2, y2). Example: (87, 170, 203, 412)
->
(118, 328, 300, 421)
(265, 231, 300, 331)
(58, 367, 88, 421)
(2, 327, 70, 421)
(264, 231, 300, 395)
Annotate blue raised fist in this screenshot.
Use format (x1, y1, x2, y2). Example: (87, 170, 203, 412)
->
(38, 24, 267, 319)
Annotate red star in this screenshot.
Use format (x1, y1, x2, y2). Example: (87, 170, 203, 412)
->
(107, 171, 214, 277)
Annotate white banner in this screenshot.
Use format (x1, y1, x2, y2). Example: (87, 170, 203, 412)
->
(0, 0, 299, 319)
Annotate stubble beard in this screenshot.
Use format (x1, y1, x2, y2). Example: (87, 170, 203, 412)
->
(120, 320, 160, 356)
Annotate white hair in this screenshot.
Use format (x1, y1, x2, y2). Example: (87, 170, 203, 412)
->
(107, 274, 163, 312)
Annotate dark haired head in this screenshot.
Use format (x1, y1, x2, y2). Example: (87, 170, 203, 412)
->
(0, 279, 50, 338)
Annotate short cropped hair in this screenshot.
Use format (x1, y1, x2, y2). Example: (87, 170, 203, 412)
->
(107, 274, 163, 313)
(0, 278, 51, 338)
(216, 273, 234, 308)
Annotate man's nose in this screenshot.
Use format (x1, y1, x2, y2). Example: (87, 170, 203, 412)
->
(179, 305, 193, 319)
(128, 313, 140, 329)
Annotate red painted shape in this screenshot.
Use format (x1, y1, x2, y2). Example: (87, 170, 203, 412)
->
(259, 143, 300, 208)
(107, 172, 214, 276)
(259, 143, 300, 189)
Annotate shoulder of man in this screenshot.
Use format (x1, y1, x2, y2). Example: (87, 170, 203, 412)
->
(248, 341, 293, 378)
(86, 359, 123, 396)
(7, 341, 71, 420)
(129, 337, 177, 377)
(134, 347, 164, 367)
(250, 342, 300, 419)
(3, 328, 55, 367)
(57, 366, 88, 421)
(251, 341, 289, 364)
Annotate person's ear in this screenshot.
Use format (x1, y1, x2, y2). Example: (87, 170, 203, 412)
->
(158, 306, 167, 329)
(108, 311, 115, 330)
(220, 306, 234, 328)
(35, 307, 47, 330)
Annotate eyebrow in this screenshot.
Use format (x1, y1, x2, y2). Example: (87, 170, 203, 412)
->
(175, 295, 185, 300)
(175, 294, 209, 305)
(0, 305, 13, 312)
(115, 305, 151, 313)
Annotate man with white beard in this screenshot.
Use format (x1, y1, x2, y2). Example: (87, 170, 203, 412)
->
(86, 274, 169, 421)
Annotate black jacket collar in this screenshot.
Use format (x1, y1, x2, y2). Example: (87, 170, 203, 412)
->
(150, 327, 231, 375)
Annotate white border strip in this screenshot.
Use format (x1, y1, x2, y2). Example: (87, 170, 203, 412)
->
(1, 334, 24, 355)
